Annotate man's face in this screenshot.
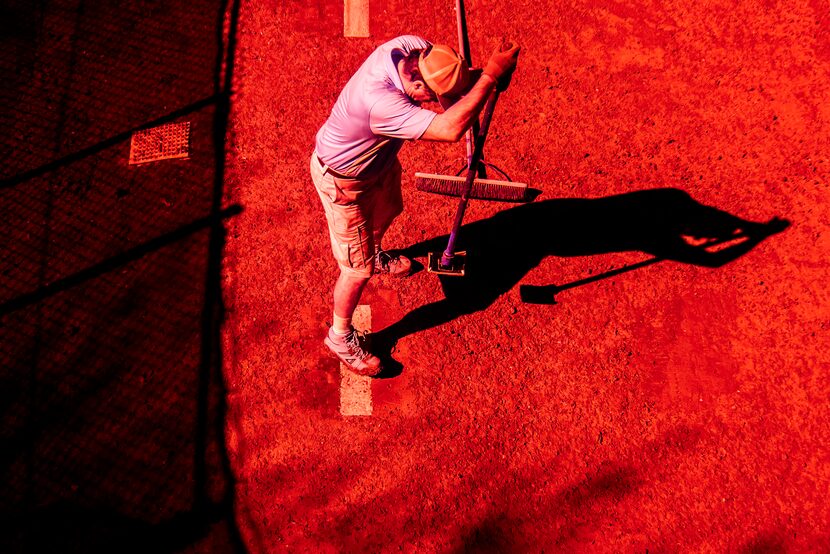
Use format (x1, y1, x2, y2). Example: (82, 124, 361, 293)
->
(408, 69, 438, 104)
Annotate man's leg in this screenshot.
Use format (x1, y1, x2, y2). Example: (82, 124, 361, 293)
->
(332, 270, 370, 333)
(311, 153, 382, 375)
(325, 269, 382, 375)
(324, 251, 382, 376)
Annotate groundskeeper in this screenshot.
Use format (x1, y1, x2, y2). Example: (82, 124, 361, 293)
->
(312, 35, 520, 376)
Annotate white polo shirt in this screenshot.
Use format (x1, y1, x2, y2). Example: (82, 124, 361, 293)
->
(315, 35, 438, 179)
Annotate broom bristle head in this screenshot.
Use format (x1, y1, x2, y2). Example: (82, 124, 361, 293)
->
(414, 173, 528, 202)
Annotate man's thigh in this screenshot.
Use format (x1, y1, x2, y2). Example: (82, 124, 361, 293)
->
(310, 155, 375, 276)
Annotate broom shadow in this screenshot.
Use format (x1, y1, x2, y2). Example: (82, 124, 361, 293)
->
(373, 187, 789, 377)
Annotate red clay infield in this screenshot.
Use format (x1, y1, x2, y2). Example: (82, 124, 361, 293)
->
(223, 0, 829, 551)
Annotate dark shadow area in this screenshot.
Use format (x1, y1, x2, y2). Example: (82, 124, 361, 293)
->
(451, 425, 702, 551)
(742, 532, 788, 553)
(0, 95, 222, 190)
(374, 188, 788, 375)
(3, 501, 233, 554)
(0, 0, 245, 551)
(0, 206, 242, 318)
(457, 515, 512, 553)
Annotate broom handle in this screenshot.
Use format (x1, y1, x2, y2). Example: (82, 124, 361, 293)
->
(440, 89, 500, 269)
(455, 0, 482, 173)
(456, 0, 472, 74)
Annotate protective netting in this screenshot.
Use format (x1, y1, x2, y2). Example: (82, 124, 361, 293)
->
(0, 0, 238, 550)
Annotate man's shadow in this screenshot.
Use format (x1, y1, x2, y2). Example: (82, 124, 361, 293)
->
(373, 188, 789, 376)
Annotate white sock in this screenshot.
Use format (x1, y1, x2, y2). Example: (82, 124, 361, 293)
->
(332, 314, 352, 335)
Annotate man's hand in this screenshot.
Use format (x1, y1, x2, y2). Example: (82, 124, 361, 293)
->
(421, 51, 517, 142)
(483, 41, 521, 91)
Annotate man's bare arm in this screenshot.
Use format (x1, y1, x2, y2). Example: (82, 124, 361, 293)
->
(420, 74, 497, 142)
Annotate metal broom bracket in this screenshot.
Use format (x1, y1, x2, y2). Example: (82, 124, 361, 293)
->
(455, 161, 513, 182)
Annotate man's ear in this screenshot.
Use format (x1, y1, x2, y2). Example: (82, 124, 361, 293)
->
(413, 79, 437, 101)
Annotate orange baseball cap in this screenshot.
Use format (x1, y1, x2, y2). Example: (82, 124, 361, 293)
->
(418, 44, 470, 97)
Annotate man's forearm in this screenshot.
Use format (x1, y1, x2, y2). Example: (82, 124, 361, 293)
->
(420, 74, 497, 142)
(443, 74, 497, 139)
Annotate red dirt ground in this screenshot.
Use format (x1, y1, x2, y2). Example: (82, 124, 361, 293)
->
(223, 0, 829, 551)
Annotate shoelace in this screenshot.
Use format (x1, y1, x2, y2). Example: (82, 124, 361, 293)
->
(345, 330, 369, 360)
(375, 250, 397, 271)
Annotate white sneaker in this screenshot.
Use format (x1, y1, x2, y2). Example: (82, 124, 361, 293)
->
(323, 327, 382, 376)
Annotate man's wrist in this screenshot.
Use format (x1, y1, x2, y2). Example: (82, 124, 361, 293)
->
(478, 72, 498, 88)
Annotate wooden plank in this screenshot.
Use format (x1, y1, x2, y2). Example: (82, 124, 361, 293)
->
(339, 305, 373, 416)
(343, 0, 369, 38)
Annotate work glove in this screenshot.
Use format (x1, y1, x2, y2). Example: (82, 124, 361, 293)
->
(483, 41, 521, 92)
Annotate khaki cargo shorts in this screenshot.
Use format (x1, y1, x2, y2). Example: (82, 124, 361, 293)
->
(311, 152, 403, 277)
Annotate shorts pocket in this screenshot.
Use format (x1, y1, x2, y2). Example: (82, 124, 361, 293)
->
(350, 223, 371, 269)
(335, 224, 371, 271)
(317, 177, 339, 204)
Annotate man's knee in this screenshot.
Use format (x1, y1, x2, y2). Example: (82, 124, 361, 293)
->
(338, 264, 374, 281)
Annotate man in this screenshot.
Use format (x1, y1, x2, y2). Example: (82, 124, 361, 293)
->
(312, 35, 520, 376)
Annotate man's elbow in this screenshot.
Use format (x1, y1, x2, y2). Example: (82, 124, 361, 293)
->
(449, 125, 467, 142)
(433, 128, 464, 142)
(442, 119, 466, 142)
(421, 118, 466, 142)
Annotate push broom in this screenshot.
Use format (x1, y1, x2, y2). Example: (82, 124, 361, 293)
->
(415, 0, 528, 204)
(426, 62, 512, 276)
(418, 0, 525, 276)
